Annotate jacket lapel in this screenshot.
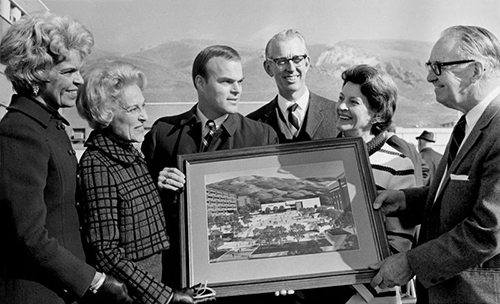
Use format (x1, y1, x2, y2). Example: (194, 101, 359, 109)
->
(433, 96, 500, 205)
(304, 93, 324, 138)
(262, 97, 280, 126)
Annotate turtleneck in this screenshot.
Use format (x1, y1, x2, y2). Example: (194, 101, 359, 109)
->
(338, 131, 387, 156)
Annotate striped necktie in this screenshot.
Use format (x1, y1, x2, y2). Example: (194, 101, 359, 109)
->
(447, 115, 466, 167)
(201, 120, 216, 152)
(287, 103, 300, 131)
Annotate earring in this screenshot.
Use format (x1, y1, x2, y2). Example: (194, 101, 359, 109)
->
(32, 84, 39, 96)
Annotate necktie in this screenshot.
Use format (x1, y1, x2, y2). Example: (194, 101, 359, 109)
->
(201, 120, 216, 152)
(447, 115, 466, 167)
(287, 103, 300, 131)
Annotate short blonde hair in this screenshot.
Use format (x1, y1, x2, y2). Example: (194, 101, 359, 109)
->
(77, 60, 147, 130)
(0, 11, 94, 95)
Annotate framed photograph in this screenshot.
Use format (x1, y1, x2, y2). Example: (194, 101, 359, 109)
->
(178, 137, 389, 297)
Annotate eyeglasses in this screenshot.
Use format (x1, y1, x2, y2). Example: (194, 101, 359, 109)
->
(268, 54, 308, 69)
(121, 102, 147, 115)
(425, 59, 475, 76)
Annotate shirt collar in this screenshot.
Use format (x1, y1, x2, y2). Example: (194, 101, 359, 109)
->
(465, 85, 500, 136)
(196, 105, 228, 131)
(277, 87, 310, 114)
(277, 88, 310, 126)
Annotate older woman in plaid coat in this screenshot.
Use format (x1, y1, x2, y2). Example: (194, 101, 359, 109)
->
(76, 60, 213, 304)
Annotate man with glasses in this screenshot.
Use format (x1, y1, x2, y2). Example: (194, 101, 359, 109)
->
(370, 25, 500, 303)
(247, 29, 338, 143)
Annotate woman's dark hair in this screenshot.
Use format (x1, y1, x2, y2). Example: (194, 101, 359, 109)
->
(342, 64, 398, 135)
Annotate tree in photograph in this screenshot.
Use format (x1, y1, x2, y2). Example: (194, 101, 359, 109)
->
(260, 225, 276, 248)
(317, 206, 342, 225)
(273, 226, 287, 245)
(337, 210, 354, 228)
(238, 204, 250, 217)
(209, 233, 224, 259)
(289, 223, 306, 243)
(231, 219, 244, 237)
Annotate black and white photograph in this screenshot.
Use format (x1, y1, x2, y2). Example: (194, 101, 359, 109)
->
(3, 1, 500, 303)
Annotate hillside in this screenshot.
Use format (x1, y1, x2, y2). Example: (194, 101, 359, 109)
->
(75, 38, 459, 128)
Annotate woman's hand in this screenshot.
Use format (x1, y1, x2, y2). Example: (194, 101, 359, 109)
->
(158, 167, 186, 192)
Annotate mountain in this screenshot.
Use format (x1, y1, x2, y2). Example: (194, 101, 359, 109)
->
(208, 175, 338, 203)
(69, 38, 458, 129)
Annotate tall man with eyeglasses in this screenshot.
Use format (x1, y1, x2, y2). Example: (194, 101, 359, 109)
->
(370, 25, 500, 303)
(247, 29, 338, 143)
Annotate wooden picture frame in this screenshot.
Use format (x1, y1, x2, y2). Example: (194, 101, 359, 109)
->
(178, 137, 389, 297)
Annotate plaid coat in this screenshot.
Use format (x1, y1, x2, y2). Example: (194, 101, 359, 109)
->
(77, 130, 171, 304)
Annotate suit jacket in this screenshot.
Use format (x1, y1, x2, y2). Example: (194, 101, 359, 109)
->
(246, 92, 338, 143)
(400, 95, 500, 303)
(141, 105, 278, 291)
(142, 105, 278, 179)
(419, 147, 442, 186)
(0, 95, 95, 304)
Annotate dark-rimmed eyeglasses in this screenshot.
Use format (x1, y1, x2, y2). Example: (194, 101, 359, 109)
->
(268, 54, 308, 69)
(425, 60, 475, 76)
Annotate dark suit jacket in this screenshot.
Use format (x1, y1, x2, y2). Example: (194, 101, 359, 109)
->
(141, 105, 278, 292)
(419, 147, 443, 186)
(142, 105, 278, 178)
(0, 95, 95, 304)
(401, 95, 500, 303)
(246, 92, 338, 143)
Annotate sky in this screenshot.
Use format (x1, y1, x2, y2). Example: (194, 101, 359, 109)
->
(42, 0, 500, 54)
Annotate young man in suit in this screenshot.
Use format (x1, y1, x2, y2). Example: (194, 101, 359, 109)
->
(141, 45, 279, 301)
(371, 25, 500, 303)
(247, 29, 338, 143)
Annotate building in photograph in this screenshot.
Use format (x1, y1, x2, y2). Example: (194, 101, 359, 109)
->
(206, 187, 238, 216)
(260, 197, 321, 213)
(327, 175, 350, 211)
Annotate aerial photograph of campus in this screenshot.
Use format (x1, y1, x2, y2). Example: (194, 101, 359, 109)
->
(204, 161, 358, 264)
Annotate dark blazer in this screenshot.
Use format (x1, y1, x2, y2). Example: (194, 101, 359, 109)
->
(141, 105, 278, 292)
(78, 131, 171, 304)
(419, 147, 442, 186)
(142, 105, 279, 179)
(0, 95, 95, 304)
(246, 92, 338, 143)
(401, 95, 500, 303)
